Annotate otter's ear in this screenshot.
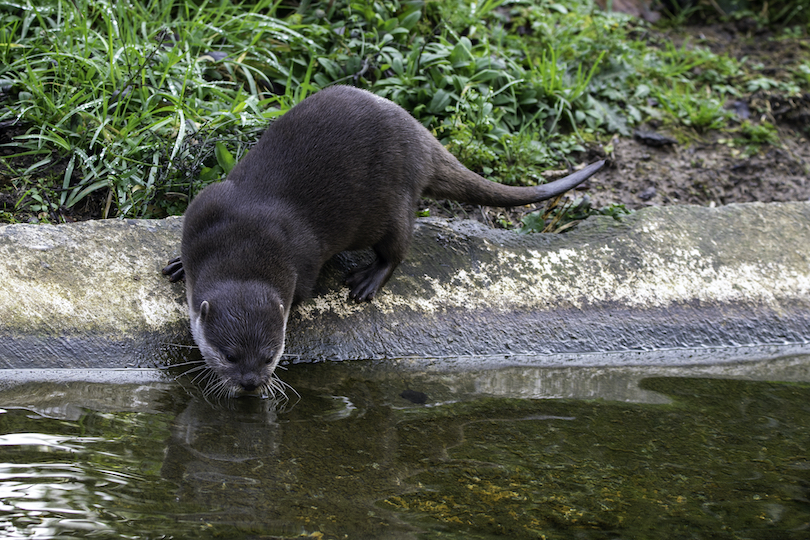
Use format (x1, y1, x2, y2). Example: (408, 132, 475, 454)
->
(200, 300, 210, 320)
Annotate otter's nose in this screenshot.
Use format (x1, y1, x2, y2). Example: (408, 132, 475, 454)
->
(240, 373, 262, 393)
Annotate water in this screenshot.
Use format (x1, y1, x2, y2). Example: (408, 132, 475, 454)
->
(1, 354, 809, 539)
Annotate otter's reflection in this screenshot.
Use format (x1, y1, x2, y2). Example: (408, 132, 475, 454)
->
(156, 375, 418, 538)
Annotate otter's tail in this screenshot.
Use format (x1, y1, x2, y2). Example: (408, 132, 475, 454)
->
(425, 157, 605, 207)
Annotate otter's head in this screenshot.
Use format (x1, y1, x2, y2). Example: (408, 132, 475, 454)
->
(189, 280, 290, 398)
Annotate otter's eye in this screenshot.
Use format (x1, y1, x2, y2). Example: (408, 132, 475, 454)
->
(225, 353, 238, 363)
(264, 356, 274, 365)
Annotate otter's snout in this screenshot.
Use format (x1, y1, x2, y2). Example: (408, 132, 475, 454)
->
(238, 371, 265, 393)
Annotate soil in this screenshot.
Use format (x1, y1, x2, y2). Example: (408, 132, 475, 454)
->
(588, 128, 810, 210)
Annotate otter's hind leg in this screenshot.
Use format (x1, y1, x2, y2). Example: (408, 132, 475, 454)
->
(346, 229, 410, 303)
(346, 257, 397, 302)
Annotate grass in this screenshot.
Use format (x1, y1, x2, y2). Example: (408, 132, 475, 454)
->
(0, 0, 808, 223)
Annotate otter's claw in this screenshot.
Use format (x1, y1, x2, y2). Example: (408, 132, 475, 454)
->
(162, 256, 185, 282)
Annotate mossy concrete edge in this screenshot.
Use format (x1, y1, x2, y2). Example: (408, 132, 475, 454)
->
(0, 202, 808, 369)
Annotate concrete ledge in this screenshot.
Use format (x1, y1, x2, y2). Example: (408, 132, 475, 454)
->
(0, 219, 188, 368)
(0, 202, 808, 369)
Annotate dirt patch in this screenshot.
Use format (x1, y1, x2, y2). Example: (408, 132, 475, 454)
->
(588, 129, 810, 210)
(424, 127, 810, 229)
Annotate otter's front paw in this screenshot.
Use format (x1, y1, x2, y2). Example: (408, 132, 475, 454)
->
(162, 256, 185, 282)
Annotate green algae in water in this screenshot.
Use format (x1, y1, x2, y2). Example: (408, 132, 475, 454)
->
(385, 377, 810, 539)
(0, 370, 809, 539)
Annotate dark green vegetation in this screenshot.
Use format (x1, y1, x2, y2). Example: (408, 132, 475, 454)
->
(1, 370, 809, 538)
(0, 0, 808, 225)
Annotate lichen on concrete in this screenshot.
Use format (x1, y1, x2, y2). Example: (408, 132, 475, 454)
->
(0, 203, 808, 369)
(0, 218, 189, 367)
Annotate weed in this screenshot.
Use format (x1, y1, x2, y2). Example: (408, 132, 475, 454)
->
(0, 0, 806, 224)
(0, 0, 307, 219)
(729, 120, 780, 155)
(518, 195, 632, 234)
(654, 84, 732, 133)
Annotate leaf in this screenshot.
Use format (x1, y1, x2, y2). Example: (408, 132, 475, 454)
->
(470, 69, 501, 83)
(427, 89, 452, 114)
(200, 165, 222, 183)
(633, 84, 651, 99)
(60, 153, 76, 207)
(382, 17, 398, 32)
(399, 10, 421, 30)
(518, 212, 545, 234)
(65, 178, 109, 208)
(392, 55, 404, 76)
(19, 157, 52, 177)
(627, 104, 642, 124)
(317, 57, 341, 79)
(587, 96, 630, 136)
(215, 142, 236, 173)
(450, 37, 473, 65)
(313, 73, 331, 87)
(169, 108, 186, 162)
(15, 133, 71, 151)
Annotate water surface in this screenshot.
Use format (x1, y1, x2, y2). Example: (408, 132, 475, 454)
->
(1, 354, 809, 539)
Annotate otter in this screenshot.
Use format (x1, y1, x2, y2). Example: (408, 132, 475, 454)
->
(163, 85, 604, 397)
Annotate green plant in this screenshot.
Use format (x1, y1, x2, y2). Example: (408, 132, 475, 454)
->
(740, 120, 779, 144)
(1, 0, 806, 225)
(729, 120, 780, 155)
(518, 195, 631, 234)
(0, 0, 310, 219)
(654, 84, 732, 133)
(796, 63, 810, 85)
